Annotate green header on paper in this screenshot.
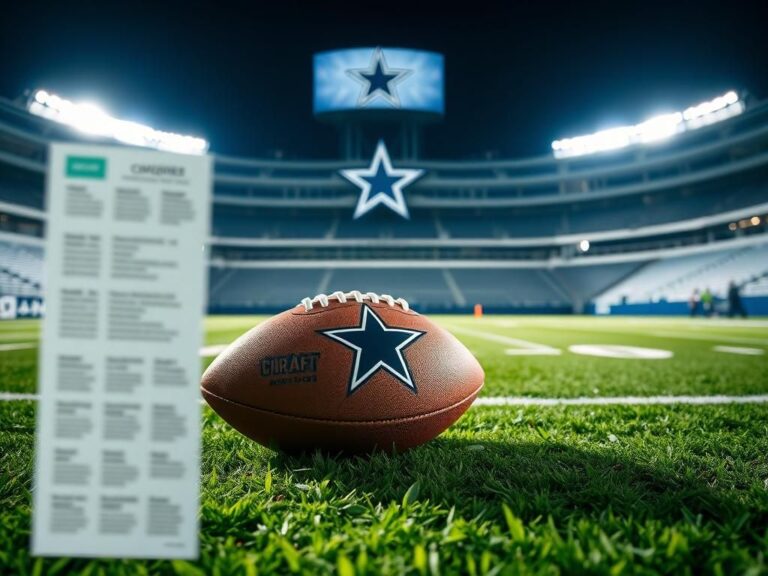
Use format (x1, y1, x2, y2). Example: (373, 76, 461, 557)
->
(66, 156, 106, 179)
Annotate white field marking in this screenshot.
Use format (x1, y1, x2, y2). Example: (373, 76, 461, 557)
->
(3, 392, 768, 407)
(199, 344, 230, 357)
(445, 325, 561, 356)
(569, 344, 673, 360)
(474, 395, 768, 406)
(487, 319, 520, 328)
(0, 343, 37, 352)
(671, 319, 768, 329)
(520, 321, 768, 339)
(513, 323, 654, 338)
(0, 342, 231, 356)
(621, 318, 768, 328)
(0, 332, 40, 341)
(505, 348, 562, 356)
(713, 345, 766, 356)
(0, 393, 39, 401)
(651, 331, 768, 346)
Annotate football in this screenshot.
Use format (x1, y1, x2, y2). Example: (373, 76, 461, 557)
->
(201, 291, 484, 452)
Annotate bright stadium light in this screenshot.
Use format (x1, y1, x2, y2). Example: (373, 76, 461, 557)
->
(579, 239, 590, 252)
(27, 89, 209, 155)
(551, 90, 744, 159)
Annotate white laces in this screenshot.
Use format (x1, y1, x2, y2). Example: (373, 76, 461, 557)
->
(300, 290, 409, 312)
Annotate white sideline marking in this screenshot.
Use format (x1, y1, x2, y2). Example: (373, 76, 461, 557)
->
(446, 325, 561, 356)
(0, 333, 39, 341)
(0, 343, 37, 352)
(569, 344, 673, 360)
(713, 345, 765, 356)
(474, 395, 768, 406)
(680, 319, 768, 328)
(624, 318, 768, 329)
(651, 332, 768, 346)
(0, 343, 229, 356)
(3, 392, 768, 406)
(505, 348, 562, 356)
(488, 319, 520, 328)
(0, 393, 39, 401)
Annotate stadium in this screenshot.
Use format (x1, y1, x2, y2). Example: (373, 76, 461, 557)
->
(1, 10, 767, 574)
(1, 81, 767, 317)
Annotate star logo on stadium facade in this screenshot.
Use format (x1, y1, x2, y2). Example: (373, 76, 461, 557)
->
(319, 305, 425, 395)
(346, 47, 412, 108)
(340, 140, 424, 219)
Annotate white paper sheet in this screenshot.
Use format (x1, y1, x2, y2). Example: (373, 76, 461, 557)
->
(32, 144, 211, 559)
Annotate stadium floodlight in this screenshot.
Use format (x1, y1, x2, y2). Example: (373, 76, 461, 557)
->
(579, 239, 590, 252)
(551, 91, 744, 159)
(27, 89, 209, 155)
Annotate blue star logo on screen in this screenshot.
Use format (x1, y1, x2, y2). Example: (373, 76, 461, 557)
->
(339, 141, 424, 219)
(346, 47, 412, 107)
(319, 305, 425, 395)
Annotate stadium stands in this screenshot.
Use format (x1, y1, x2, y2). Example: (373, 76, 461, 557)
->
(1, 92, 768, 315)
(326, 269, 454, 308)
(449, 269, 567, 309)
(594, 242, 768, 312)
(208, 267, 600, 312)
(743, 273, 768, 296)
(212, 207, 332, 239)
(334, 212, 439, 239)
(0, 240, 44, 296)
(208, 268, 327, 309)
(208, 182, 768, 242)
(550, 262, 644, 310)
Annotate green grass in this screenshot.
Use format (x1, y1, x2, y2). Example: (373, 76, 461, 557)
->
(1, 316, 768, 574)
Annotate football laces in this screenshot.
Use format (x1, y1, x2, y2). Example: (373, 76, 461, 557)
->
(301, 290, 409, 312)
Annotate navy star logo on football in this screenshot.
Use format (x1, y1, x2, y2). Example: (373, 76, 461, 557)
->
(319, 305, 425, 395)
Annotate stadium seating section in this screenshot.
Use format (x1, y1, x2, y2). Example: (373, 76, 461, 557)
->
(208, 265, 649, 312)
(208, 184, 768, 241)
(1, 95, 768, 314)
(0, 241, 43, 296)
(594, 243, 768, 312)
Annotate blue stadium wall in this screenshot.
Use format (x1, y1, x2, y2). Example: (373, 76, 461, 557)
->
(606, 296, 768, 316)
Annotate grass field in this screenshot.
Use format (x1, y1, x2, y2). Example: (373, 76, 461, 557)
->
(1, 316, 767, 574)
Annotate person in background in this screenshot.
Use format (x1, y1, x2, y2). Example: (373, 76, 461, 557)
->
(688, 288, 700, 317)
(728, 280, 747, 318)
(701, 287, 713, 317)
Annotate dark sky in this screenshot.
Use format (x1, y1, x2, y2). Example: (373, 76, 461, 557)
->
(1, 1, 765, 159)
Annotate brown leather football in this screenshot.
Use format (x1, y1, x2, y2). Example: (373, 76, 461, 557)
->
(201, 290, 484, 452)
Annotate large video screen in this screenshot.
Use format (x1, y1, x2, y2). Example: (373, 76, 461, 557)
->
(313, 47, 444, 116)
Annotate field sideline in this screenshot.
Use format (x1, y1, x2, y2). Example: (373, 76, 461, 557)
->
(1, 315, 767, 574)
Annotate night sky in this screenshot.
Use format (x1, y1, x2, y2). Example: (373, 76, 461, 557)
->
(1, 0, 765, 159)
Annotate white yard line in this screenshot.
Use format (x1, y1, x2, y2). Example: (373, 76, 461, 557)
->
(0, 393, 39, 401)
(713, 345, 765, 356)
(0, 343, 37, 352)
(0, 343, 230, 356)
(0, 333, 40, 341)
(3, 392, 767, 406)
(445, 325, 561, 355)
(650, 331, 768, 346)
(670, 319, 768, 328)
(474, 395, 768, 406)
